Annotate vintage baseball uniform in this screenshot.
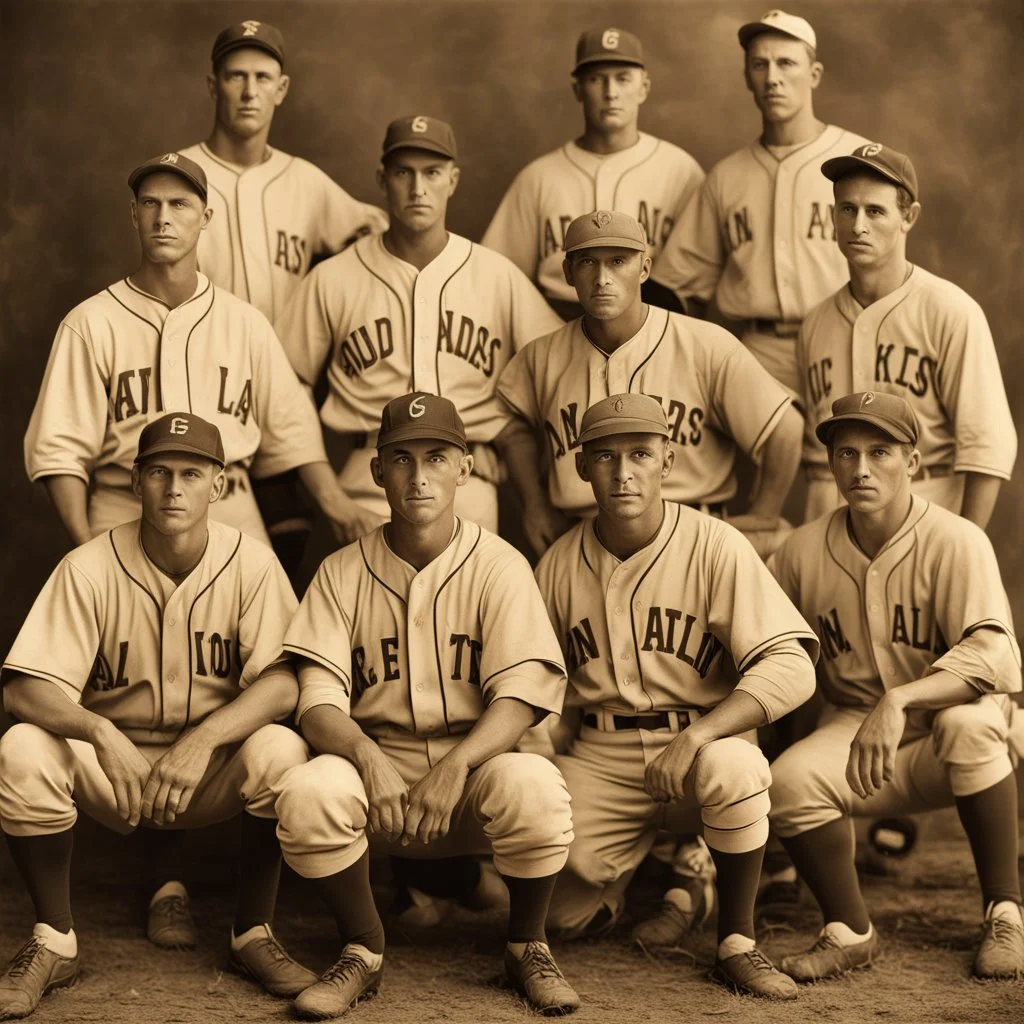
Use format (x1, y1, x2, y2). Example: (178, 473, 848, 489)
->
(272, 518, 574, 879)
(25, 275, 327, 544)
(767, 496, 1022, 837)
(651, 126, 870, 394)
(180, 143, 388, 323)
(0, 520, 315, 856)
(274, 233, 563, 528)
(798, 267, 1017, 520)
(482, 133, 704, 307)
(536, 501, 819, 931)
(497, 305, 792, 515)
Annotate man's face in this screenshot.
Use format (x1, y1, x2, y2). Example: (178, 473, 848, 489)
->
(131, 174, 211, 265)
(744, 34, 822, 123)
(573, 63, 650, 133)
(132, 453, 224, 536)
(371, 438, 472, 526)
(377, 150, 459, 233)
(576, 433, 673, 520)
(827, 422, 919, 514)
(563, 246, 651, 320)
(207, 48, 289, 139)
(833, 174, 918, 270)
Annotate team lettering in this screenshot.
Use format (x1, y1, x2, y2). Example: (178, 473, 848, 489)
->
(722, 203, 836, 252)
(110, 365, 253, 425)
(817, 607, 853, 660)
(806, 343, 936, 409)
(192, 631, 237, 678)
(890, 604, 948, 655)
(438, 311, 503, 378)
(348, 633, 484, 699)
(89, 641, 131, 691)
(274, 230, 308, 275)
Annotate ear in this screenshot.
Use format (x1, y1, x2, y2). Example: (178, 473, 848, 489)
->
(131, 464, 143, 498)
(743, 59, 754, 94)
(902, 201, 922, 233)
(130, 199, 139, 231)
(448, 164, 461, 197)
(637, 70, 651, 105)
(455, 451, 474, 487)
(370, 455, 385, 489)
(639, 253, 653, 283)
(206, 71, 217, 101)
(209, 469, 227, 503)
(571, 76, 583, 103)
(201, 205, 214, 231)
(375, 166, 387, 195)
(661, 444, 675, 479)
(563, 257, 575, 288)
(575, 451, 590, 482)
(274, 73, 291, 107)
(810, 60, 824, 90)
(905, 446, 921, 477)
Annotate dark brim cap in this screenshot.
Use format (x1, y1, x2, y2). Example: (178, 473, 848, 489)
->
(129, 153, 208, 203)
(821, 143, 919, 202)
(573, 393, 670, 448)
(815, 391, 918, 446)
(574, 28, 645, 73)
(377, 393, 468, 451)
(135, 413, 226, 467)
(212, 21, 285, 67)
(382, 116, 457, 161)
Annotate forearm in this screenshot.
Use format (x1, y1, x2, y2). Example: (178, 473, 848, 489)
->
(41, 475, 92, 547)
(442, 696, 538, 770)
(747, 405, 802, 517)
(684, 689, 769, 747)
(494, 418, 549, 509)
(959, 472, 1001, 530)
(300, 702, 378, 763)
(4, 675, 113, 745)
(188, 668, 299, 748)
(885, 670, 979, 712)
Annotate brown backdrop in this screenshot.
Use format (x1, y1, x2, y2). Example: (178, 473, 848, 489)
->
(1, 0, 1022, 654)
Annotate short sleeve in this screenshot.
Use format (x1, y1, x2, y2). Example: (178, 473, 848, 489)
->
(481, 170, 542, 281)
(496, 345, 543, 424)
(274, 262, 338, 389)
(237, 549, 299, 688)
(317, 169, 388, 255)
(650, 180, 724, 302)
(505, 263, 564, 353)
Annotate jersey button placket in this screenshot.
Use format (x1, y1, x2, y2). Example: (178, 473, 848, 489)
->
(407, 579, 437, 733)
(852, 318, 873, 391)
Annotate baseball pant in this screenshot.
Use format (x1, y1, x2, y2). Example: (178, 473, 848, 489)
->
(803, 470, 965, 524)
(275, 729, 573, 880)
(546, 724, 771, 934)
(337, 445, 499, 532)
(88, 464, 272, 545)
(769, 695, 1015, 839)
(0, 722, 308, 837)
(741, 328, 801, 401)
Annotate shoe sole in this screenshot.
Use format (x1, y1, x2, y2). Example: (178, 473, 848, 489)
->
(294, 984, 379, 1020)
(782, 952, 881, 984)
(226, 953, 317, 1000)
(508, 983, 580, 1017)
(708, 965, 798, 1001)
(148, 932, 197, 951)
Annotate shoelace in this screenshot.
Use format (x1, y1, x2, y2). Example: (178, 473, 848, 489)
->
(324, 952, 371, 984)
(987, 916, 1022, 944)
(253, 935, 291, 965)
(808, 933, 843, 954)
(741, 947, 778, 973)
(156, 894, 190, 919)
(6, 940, 45, 979)
(519, 943, 565, 981)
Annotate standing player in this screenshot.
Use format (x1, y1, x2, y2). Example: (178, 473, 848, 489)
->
(482, 27, 704, 319)
(797, 143, 1016, 526)
(274, 115, 563, 537)
(268, 393, 580, 1018)
(180, 20, 388, 575)
(0, 414, 319, 1019)
(767, 392, 1023, 981)
(536, 394, 818, 999)
(647, 10, 869, 396)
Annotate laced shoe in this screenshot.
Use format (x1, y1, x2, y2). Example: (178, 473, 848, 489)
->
(228, 925, 318, 998)
(0, 937, 78, 1020)
(781, 926, 880, 982)
(147, 889, 197, 950)
(711, 946, 799, 999)
(293, 945, 382, 1020)
(973, 902, 1024, 980)
(505, 941, 580, 1016)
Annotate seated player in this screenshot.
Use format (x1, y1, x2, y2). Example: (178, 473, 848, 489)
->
(272, 393, 580, 1018)
(768, 392, 1023, 981)
(535, 393, 819, 999)
(0, 414, 317, 1019)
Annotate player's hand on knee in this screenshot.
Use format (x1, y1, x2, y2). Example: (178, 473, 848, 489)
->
(326, 496, 387, 547)
(141, 729, 216, 826)
(358, 748, 409, 838)
(846, 695, 904, 799)
(522, 498, 572, 558)
(401, 757, 469, 846)
(94, 723, 153, 828)
(644, 734, 698, 803)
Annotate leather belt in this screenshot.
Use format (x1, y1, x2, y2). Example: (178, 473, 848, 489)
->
(750, 318, 801, 338)
(582, 709, 690, 732)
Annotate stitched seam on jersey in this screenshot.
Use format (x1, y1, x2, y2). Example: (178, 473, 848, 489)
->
(734, 684, 773, 722)
(627, 310, 670, 390)
(123, 275, 211, 313)
(360, 539, 407, 605)
(282, 643, 352, 687)
(873, 292, 914, 353)
(749, 396, 791, 457)
(2, 665, 83, 695)
(260, 158, 295, 322)
(106, 285, 162, 334)
(236, 177, 253, 303)
(183, 290, 215, 413)
(182, 533, 242, 729)
(110, 531, 166, 726)
(356, 243, 408, 382)
(580, 525, 596, 576)
(199, 143, 243, 176)
(611, 141, 662, 210)
(835, 291, 856, 328)
(736, 631, 815, 673)
(434, 243, 474, 392)
(204, 179, 236, 293)
(561, 146, 598, 208)
(481, 657, 564, 690)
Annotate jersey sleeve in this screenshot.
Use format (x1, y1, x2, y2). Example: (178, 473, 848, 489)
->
(247, 313, 328, 477)
(496, 344, 543, 424)
(316, 168, 389, 255)
(24, 320, 109, 483)
(504, 263, 564, 353)
(650, 178, 724, 302)
(237, 547, 300, 688)
(667, 154, 707, 224)
(481, 169, 542, 281)
(273, 262, 338, 389)
(3, 557, 101, 703)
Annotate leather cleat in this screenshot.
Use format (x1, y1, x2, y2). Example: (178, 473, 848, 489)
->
(973, 903, 1024, 980)
(711, 946, 799, 1000)
(147, 888, 197, 950)
(633, 876, 715, 950)
(781, 926, 880, 982)
(0, 937, 79, 1020)
(505, 941, 580, 1016)
(293, 945, 382, 1020)
(228, 925, 318, 998)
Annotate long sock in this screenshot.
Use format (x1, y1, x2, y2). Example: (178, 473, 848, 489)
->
(139, 826, 188, 892)
(781, 818, 870, 933)
(312, 850, 385, 954)
(955, 772, 1022, 910)
(5, 830, 74, 932)
(762, 831, 796, 879)
(708, 845, 764, 943)
(391, 855, 480, 899)
(501, 872, 558, 944)
(233, 813, 283, 935)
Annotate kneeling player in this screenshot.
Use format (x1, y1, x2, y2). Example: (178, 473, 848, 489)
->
(768, 392, 1023, 981)
(536, 394, 819, 999)
(0, 414, 316, 1019)
(274, 393, 579, 1018)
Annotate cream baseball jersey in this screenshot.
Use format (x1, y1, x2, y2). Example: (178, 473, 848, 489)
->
(651, 126, 869, 320)
(25, 275, 327, 491)
(535, 501, 818, 721)
(274, 232, 562, 442)
(2, 520, 297, 744)
(797, 266, 1017, 478)
(481, 133, 704, 304)
(285, 519, 567, 738)
(769, 496, 1022, 713)
(180, 143, 388, 322)
(496, 306, 792, 512)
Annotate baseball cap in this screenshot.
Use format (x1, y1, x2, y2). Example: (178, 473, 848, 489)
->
(381, 116, 457, 161)
(815, 392, 919, 447)
(821, 143, 920, 202)
(573, 394, 670, 448)
(211, 20, 285, 67)
(573, 28, 645, 74)
(738, 10, 817, 51)
(564, 210, 647, 255)
(128, 153, 208, 203)
(135, 413, 226, 468)
(377, 393, 468, 452)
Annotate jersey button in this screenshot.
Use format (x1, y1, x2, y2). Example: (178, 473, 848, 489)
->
(413, 617, 423, 627)
(167, 673, 176, 683)
(870, 603, 880, 612)
(624, 677, 633, 686)
(415, 683, 424, 692)
(620, 652, 630, 661)
(168, 617, 176, 627)
(615, 607, 623, 616)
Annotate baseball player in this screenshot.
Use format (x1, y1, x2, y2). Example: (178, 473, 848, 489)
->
(535, 393, 819, 999)
(0, 414, 320, 1019)
(797, 143, 1016, 527)
(767, 391, 1023, 982)
(274, 115, 563, 537)
(481, 27, 704, 319)
(647, 10, 869, 397)
(268, 393, 579, 1018)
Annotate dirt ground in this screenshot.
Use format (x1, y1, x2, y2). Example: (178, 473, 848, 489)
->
(1, 809, 1022, 1024)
